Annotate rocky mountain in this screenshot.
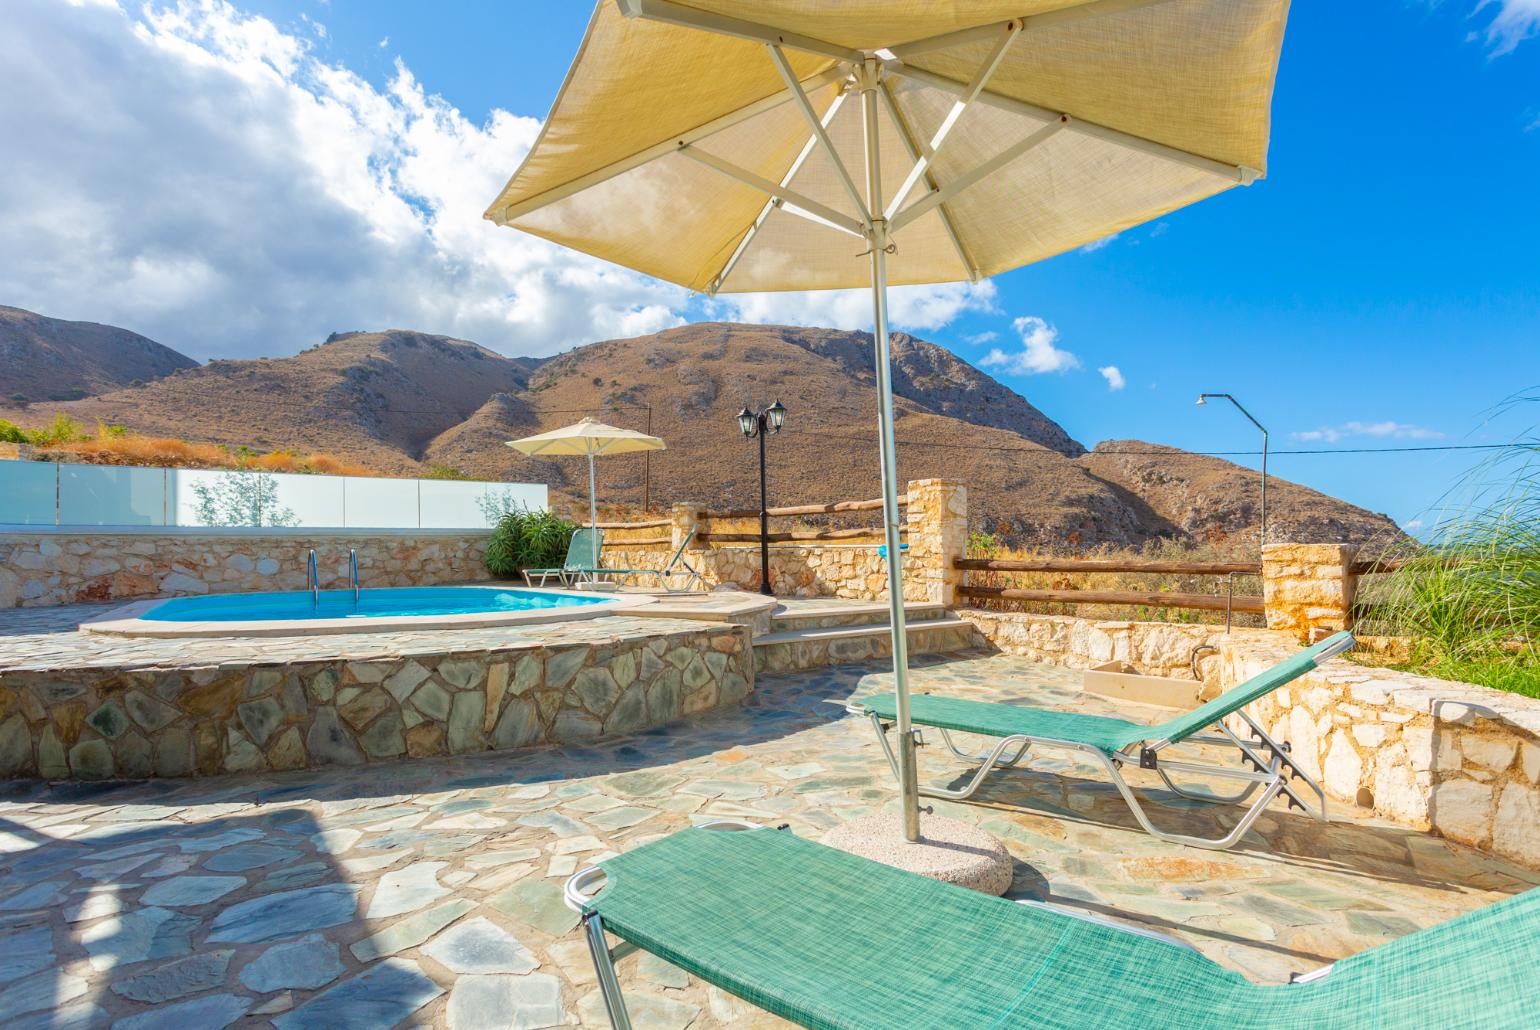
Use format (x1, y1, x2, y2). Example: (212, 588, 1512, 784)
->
(0, 305, 199, 402)
(0, 315, 1404, 551)
(59, 330, 540, 471)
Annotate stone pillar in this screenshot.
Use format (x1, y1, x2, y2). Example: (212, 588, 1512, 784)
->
(671, 503, 701, 553)
(1261, 542, 1357, 642)
(904, 479, 967, 606)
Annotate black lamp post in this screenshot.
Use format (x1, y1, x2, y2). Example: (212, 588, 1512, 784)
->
(736, 400, 786, 596)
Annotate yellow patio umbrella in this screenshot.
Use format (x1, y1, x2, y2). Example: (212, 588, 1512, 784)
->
(507, 417, 666, 567)
(486, 0, 1289, 845)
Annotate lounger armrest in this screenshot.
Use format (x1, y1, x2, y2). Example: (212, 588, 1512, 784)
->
(564, 819, 764, 913)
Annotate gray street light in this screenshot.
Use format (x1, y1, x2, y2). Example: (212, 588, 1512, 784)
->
(1197, 393, 1269, 546)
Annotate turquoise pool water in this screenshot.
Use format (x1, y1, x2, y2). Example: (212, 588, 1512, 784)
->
(142, 586, 611, 623)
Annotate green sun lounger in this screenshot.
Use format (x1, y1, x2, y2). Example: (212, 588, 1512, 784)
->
(567, 822, 1540, 1029)
(849, 631, 1356, 850)
(523, 528, 605, 587)
(578, 528, 705, 592)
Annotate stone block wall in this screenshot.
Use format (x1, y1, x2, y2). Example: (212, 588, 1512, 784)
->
(0, 624, 753, 780)
(0, 530, 489, 608)
(602, 479, 965, 601)
(1225, 635, 1540, 866)
(961, 608, 1540, 869)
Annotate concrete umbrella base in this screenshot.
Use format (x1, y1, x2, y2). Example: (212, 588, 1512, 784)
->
(822, 812, 1014, 896)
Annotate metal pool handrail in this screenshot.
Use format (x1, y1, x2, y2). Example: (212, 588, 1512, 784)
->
(350, 549, 360, 605)
(307, 548, 319, 610)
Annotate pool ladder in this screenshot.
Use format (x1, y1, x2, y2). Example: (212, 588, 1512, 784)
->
(307, 549, 319, 610)
(307, 548, 361, 610)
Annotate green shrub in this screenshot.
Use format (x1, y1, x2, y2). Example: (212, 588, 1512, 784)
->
(484, 508, 579, 579)
(0, 419, 26, 444)
(425, 464, 469, 480)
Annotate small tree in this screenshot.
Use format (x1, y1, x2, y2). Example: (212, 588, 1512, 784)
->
(191, 471, 300, 527)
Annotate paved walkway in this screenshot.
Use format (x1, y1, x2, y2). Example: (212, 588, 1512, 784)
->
(2, 652, 1535, 1028)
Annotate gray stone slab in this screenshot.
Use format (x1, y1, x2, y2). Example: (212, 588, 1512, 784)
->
(209, 884, 359, 944)
(448, 972, 564, 1030)
(112, 992, 251, 1030)
(350, 898, 473, 962)
(140, 875, 244, 907)
(203, 843, 296, 872)
(422, 915, 538, 974)
(0, 924, 54, 985)
(273, 958, 443, 1030)
(110, 949, 233, 1003)
(82, 907, 197, 972)
(239, 933, 345, 993)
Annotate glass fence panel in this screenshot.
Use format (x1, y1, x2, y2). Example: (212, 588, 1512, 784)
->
(419, 480, 547, 528)
(0, 459, 58, 525)
(59, 465, 167, 526)
(5, 459, 543, 529)
(341, 476, 420, 528)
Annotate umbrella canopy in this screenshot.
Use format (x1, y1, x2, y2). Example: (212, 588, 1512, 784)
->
(486, 0, 1286, 294)
(486, 0, 1289, 843)
(507, 417, 666, 565)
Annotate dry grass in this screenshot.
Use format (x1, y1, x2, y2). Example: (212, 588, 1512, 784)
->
(12, 414, 376, 478)
(963, 533, 1266, 628)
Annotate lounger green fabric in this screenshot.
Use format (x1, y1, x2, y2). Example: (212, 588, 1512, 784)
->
(861, 631, 1354, 754)
(523, 528, 604, 586)
(580, 825, 1540, 1029)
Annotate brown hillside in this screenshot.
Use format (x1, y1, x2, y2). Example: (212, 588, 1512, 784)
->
(1081, 442, 1403, 550)
(0, 315, 1405, 551)
(0, 305, 198, 402)
(55, 330, 538, 472)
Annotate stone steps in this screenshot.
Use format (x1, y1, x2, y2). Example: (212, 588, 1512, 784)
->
(752, 616, 977, 674)
(767, 601, 948, 633)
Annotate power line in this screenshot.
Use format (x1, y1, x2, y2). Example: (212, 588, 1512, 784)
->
(64, 397, 1533, 459)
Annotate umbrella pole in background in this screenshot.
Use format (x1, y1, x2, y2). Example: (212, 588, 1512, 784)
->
(859, 59, 920, 843)
(588, 452, 599, 567)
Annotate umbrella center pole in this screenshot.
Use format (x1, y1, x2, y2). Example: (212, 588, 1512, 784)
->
(860, 60, 921, 844)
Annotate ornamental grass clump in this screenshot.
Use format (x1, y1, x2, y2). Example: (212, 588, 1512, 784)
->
(484, 508, 579, 579)
(1362, 391, 1539, 697)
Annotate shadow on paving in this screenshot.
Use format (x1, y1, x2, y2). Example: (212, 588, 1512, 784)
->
(0, 805, 442, 1027)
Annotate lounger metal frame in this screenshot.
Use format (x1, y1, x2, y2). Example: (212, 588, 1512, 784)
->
(852, 703, 1327, 851)
(564, 819, 1203, 1028)
(582, 528, 706, 593)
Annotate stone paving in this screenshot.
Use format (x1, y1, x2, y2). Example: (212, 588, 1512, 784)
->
(2, 650, 1537, 1028)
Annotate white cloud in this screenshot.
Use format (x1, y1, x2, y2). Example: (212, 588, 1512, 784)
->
(1078, 233, 1119, 254)
(963, 330, 998, 346)
(0, 0, 706, 360)
(1291, 421, 1446, 444)
(977, 316, 1079, 375)
(1474, 0, 1540, 54)
(714, 280, 998, 334)
(0, 0, 1004, 363)
(377, 35, 389, 49)
(1098, 365, 1126, 391)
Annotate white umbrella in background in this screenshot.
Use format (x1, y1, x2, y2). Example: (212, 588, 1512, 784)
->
(507, 417, 666, 566)
(486, 0, 1289, 846)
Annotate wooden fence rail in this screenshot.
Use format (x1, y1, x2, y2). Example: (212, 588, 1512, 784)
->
(959, 585, 1265, 615)
(955, 557, 1260, 575)
(584, 518, 672, 530)
(698, 526, 904, 545)
(701, 496, 906, 520)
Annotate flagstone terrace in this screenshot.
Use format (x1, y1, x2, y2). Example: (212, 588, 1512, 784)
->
(2, 652, 1535, 1029)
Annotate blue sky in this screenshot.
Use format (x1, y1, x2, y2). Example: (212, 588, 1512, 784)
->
(3, 1, 1537, 530)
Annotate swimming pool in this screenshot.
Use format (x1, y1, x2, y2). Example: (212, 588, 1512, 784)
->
(83, 585, 648, 637)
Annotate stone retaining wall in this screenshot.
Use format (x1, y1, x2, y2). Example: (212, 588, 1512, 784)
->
(962, 609, 1540, 868)
(0, 624, 753, 779)
(0, 530, 488, 608)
